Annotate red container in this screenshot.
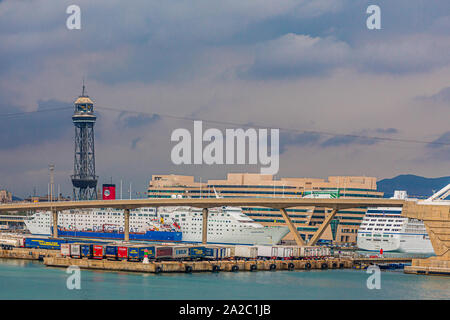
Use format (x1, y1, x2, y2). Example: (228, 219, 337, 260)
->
(117, 246, 128, 260)
(93, 245, 105, 259)
(155, 246, 173, 259)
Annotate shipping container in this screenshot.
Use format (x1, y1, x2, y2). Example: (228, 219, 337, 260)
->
(0, 238, 21, 247)
(188, 246, 206, 259)
(70, 243, 81, 258)
(203, 245, 227, 259)
(300, 246, 313, 258)
(117, 246, 128, 260)
(234, 245, 258, 259)
(202, 245, 218, 259)
(127, 245, 155, 261)
(60, 243, 71, 257)
(139, 246, 155, 259)
(80, 244, 93, 258)
(299, 246, 323, 258)
(172, 246, 190, 259)
(127, 246, 141, 261)
(155, 246, 173, 260)
(105, 245, 118, 260)
(320, 247, 331, 257)
(24, 237, 67, 250)
(277, 246, 294, 259)
(18, 238, 26, 247)
(93, 244, 105, 259)
(313, 247, 320, 257)
(221, 245, 235, 258)
(291, 246, 301, 258)
(256, 245, 278, 258)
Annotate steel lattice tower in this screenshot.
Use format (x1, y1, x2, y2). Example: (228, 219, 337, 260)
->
(71, 84, 98, 200)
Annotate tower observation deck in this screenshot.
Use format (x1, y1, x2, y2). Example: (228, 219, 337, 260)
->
(71, 84, 98, 200)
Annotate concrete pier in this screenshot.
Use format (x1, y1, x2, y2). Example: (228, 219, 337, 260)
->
(0, 248, 60, 260)
(42, 256, 353, 273)
(404, 258, 450, 276)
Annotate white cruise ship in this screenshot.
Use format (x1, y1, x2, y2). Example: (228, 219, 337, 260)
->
(24, 206, 289, 245)
(357, 191, 434, 254)
(157, 206, 289, 245)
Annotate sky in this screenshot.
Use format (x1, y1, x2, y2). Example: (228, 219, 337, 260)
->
(1, 0, 450, 198)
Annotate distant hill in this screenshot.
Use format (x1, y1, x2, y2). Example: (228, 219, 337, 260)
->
(378, 174, 450, 198)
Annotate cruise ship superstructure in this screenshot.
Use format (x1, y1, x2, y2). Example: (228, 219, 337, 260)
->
(157, 206, 289, 245)
(357, 190, 434, 254)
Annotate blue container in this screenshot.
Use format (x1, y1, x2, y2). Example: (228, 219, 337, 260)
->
(80, 244, 93, 258)
(105, 245, 118, 260)
(188, 246, 206, 258)
(24, 238, 67, 250)
(127, 245, 155, 261)
(139, 246, 155, 259)
(204, 247, 222, 259)
(127, 246, 141, 261)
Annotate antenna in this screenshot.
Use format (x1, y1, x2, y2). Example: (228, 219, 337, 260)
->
(49, 164, 55, 202)
(81, 78, 86, 96)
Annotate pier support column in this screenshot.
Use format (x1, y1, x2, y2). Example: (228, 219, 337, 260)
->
(279, 208, 305, 246)
(309, 208, 338, 246)
(202, 208, 209, 244)
(52, 210, 58, 238)
(124, 208, 130, 242)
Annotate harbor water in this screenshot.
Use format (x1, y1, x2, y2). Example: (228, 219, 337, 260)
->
(0, 258, 449, 300)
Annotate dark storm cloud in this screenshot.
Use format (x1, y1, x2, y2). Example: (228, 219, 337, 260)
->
(279, 127, 399, 152)
(427, 131, 450, 149)
(0, 100, 72, 150)
(117, 113, 161, 129)
(318, 127, 399, 148)
(375, 128, 398, 134)
(320, 135, 378, 148)
(242, 32, 450, 79)
(279, 131, 321, 154)
(131, 137, 142, 150)
(240, 0, 450, 80)
(2, 0, 450, 87)
(424, 131, 450, 161)
(416, 87, 450, 105)
(243, 34, 350, 79)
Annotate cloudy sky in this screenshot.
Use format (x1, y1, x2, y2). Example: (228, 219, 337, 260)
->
(1, 0, 450, 197)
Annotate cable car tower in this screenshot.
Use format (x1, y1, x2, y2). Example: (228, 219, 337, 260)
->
(71, 83, 98, 200)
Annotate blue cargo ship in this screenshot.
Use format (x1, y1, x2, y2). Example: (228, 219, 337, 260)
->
(55, 228, 182, 242)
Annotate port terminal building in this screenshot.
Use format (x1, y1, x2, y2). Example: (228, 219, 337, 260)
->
(0, 189, 12, 204)
(148, 173, 383, 245)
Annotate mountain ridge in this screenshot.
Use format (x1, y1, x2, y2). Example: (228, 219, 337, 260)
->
(377, 174, 450, 198)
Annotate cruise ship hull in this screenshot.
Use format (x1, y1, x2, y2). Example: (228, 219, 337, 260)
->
(56, 229, 182, 242)
(55, 227, 288, 245)
(357, 233, 434, 254)
(180, 226, 290, 245)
